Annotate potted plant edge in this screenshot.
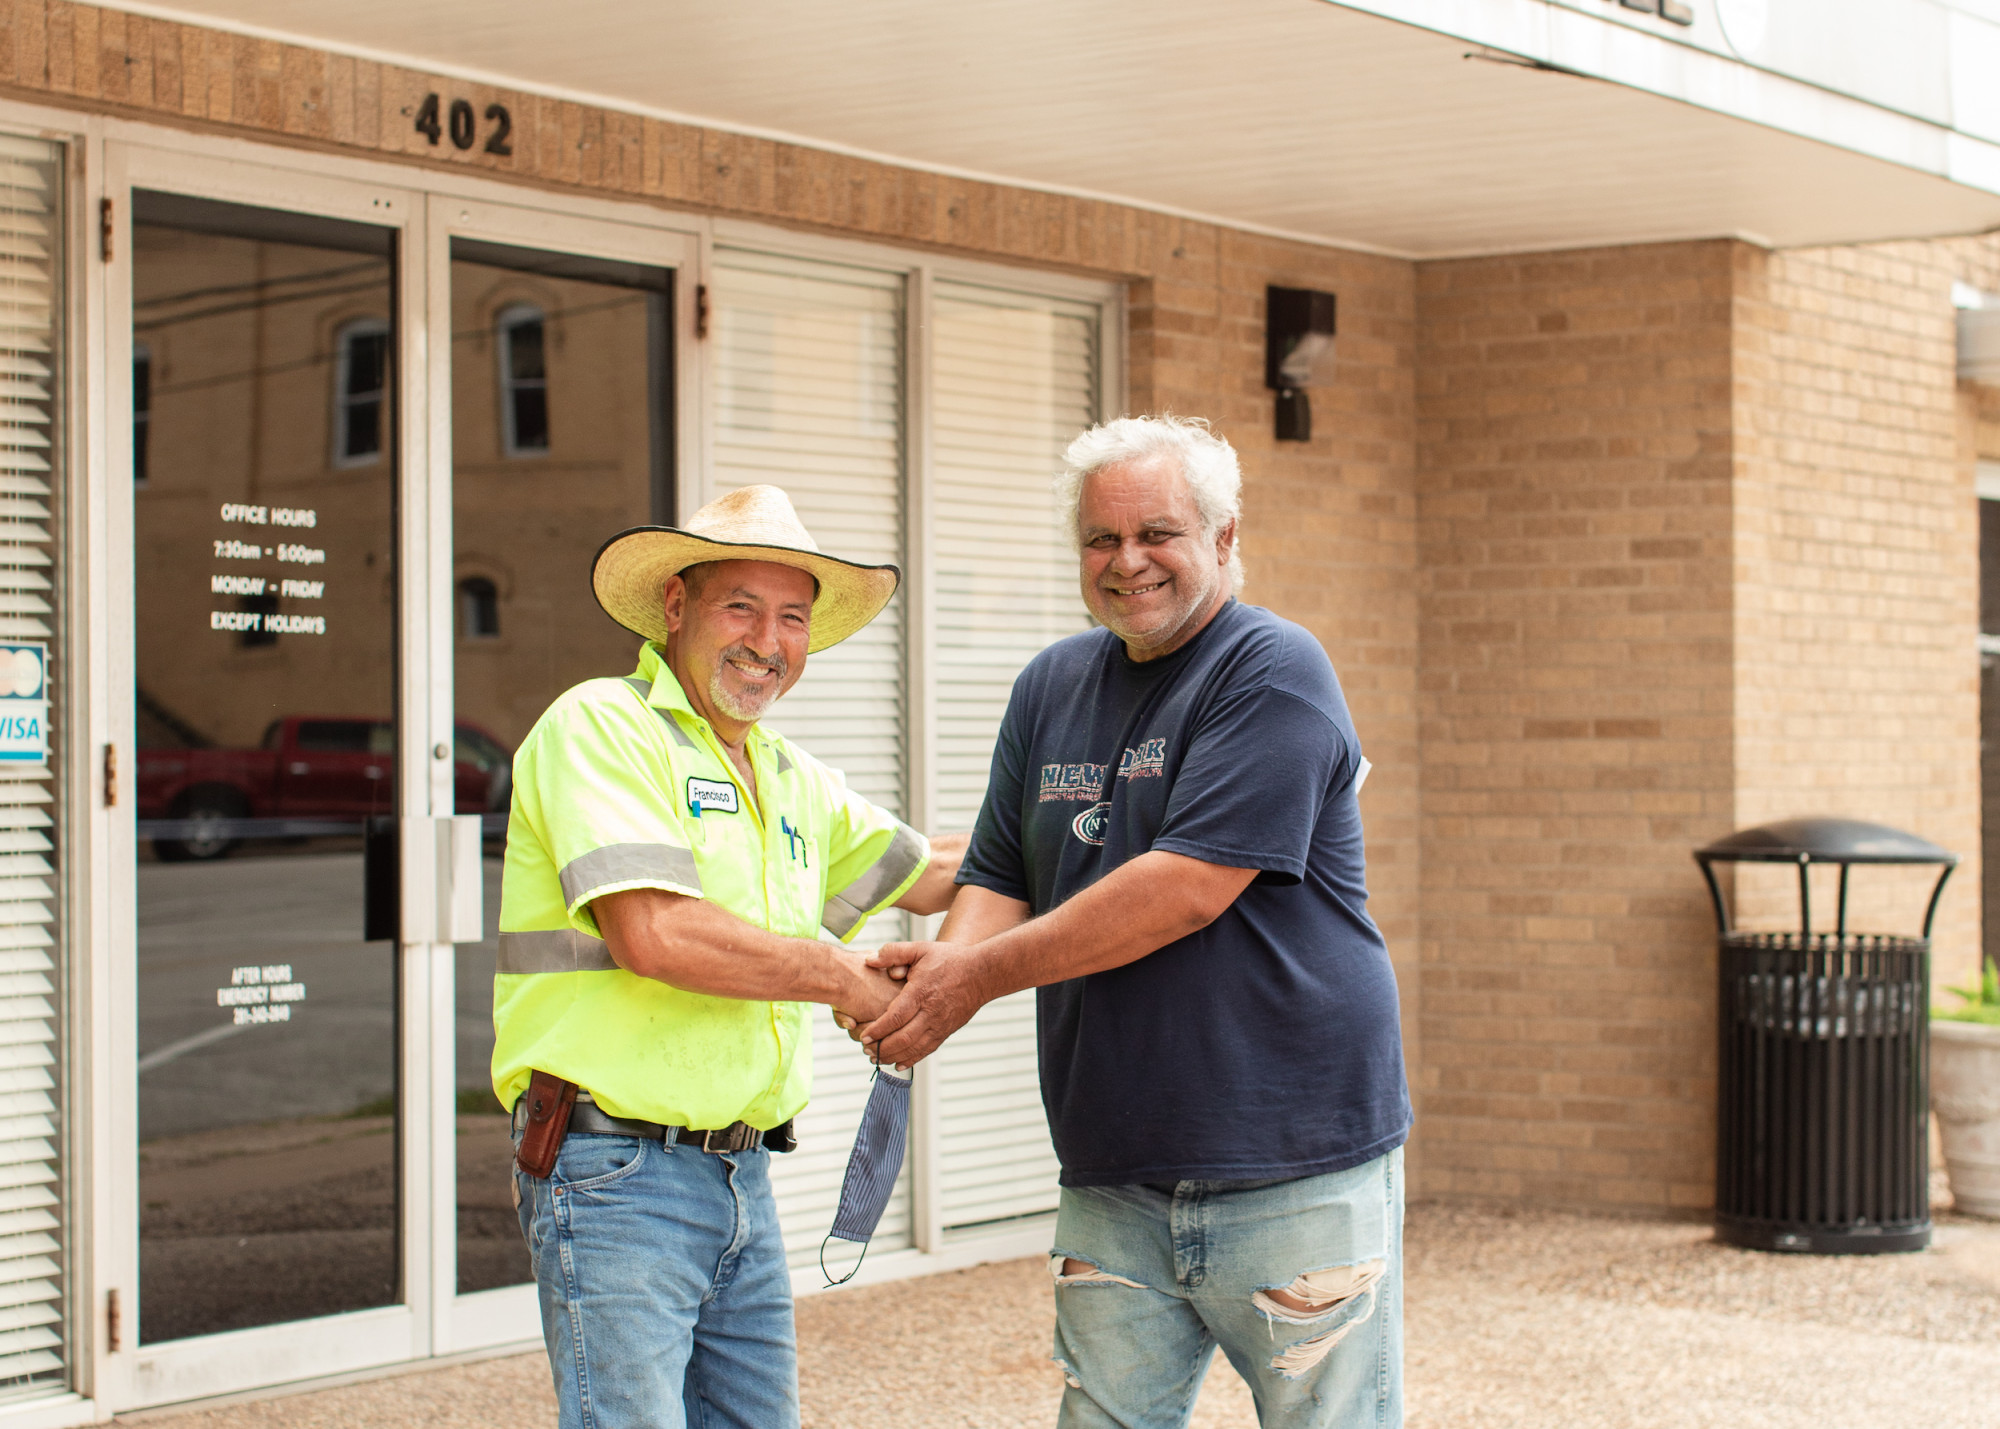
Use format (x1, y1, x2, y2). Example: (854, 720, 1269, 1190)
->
(1933, 956, 2000, 1218)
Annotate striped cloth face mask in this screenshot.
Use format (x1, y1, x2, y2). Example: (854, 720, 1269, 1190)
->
(820, 1063, 913, 1285)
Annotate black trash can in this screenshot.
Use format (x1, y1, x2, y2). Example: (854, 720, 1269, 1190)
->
(1694, 818, 1957, 1254)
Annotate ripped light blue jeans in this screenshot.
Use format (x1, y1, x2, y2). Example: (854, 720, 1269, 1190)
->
(1050, 1148, 1403, 1429)
(514, 1131, 798, 1429)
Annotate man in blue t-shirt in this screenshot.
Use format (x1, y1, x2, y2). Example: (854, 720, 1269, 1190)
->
(856, 415, 1410, 1428)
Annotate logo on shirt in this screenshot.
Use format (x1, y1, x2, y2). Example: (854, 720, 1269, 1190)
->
(1038, 762, 1107, 803)
(1118, 738, 1166, 781)
(686, 776, 740, 816)
(1071, 801, 1111, 845)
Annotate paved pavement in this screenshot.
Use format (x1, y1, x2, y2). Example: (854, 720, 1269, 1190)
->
(117, 1201, 2000, 1428)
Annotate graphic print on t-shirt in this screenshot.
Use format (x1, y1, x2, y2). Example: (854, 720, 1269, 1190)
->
(1117, 738, 1167, 780)
(1037, 762, 1107, 802)
(1070, 802, 1111, 845)
(1039, 738, 1166, 806)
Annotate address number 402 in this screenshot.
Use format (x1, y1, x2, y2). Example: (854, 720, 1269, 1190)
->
(413, 93, 513, 156)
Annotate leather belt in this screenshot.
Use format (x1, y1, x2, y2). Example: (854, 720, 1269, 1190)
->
(514, 1096, 782, 1154)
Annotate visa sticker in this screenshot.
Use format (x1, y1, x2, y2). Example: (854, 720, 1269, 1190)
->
(0, 643, 47, 765)
(687, 776, 740, 816)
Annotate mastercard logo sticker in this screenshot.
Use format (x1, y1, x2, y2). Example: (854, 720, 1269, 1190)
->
(0, 646, 42, 699)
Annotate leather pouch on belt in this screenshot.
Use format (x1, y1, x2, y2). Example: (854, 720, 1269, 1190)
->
(516, 1069, 579, 1179)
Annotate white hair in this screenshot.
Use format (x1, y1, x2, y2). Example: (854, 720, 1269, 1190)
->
(1055, 414, 1245, 592)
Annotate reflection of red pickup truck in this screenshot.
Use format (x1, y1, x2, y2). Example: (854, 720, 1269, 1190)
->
(138, 716, 511, 861)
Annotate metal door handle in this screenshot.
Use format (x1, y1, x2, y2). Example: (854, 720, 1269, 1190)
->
(362, 816, 397, 942)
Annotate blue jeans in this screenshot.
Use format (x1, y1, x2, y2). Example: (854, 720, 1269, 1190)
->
(1050, 1148, 1403, 1429)
(514, 1131, 799, 1429)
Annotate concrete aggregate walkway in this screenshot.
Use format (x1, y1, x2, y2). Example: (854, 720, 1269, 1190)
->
(117, 1204, 2000, 1428)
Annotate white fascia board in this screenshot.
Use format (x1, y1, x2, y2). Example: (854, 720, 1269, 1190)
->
(1948, 131, 2000, 196)
(1332, 0, 1998, 195)
(1949, 9, 2000, 144)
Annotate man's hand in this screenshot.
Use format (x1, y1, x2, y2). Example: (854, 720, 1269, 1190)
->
(832, 958, 903, 1027)
(855, 940, 995, 1068)
(841, 855, 1252, 1063)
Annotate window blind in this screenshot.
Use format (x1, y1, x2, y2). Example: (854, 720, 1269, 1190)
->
(929, 283, 1097, 1229)
(0, 135, 63, 1394)
(709, 250, 912, 1265)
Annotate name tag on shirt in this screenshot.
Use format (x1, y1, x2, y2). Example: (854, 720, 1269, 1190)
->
(687, 776, 741, 815)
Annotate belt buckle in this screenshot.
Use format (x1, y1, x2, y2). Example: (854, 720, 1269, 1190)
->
(698, 1126, 738, 1154)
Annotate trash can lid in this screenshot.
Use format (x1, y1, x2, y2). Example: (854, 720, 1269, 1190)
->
(1695, 817, 1957, 865)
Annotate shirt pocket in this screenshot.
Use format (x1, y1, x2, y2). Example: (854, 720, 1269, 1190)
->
(785, 832, 825, 938)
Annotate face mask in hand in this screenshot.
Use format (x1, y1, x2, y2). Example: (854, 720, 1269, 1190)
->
(820, 1063, 913, 1286)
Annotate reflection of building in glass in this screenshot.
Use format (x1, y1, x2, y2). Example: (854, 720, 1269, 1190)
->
(496, 302, 548, 456)
(332, 318, 389, 466)
(457, 575, 500, 639)
(132, 214, 396, 753)
(134, 232, 667, 757)
(449, 256, 666, 749)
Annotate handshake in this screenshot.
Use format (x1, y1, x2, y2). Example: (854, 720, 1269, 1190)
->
(831, 938, 991, 1070)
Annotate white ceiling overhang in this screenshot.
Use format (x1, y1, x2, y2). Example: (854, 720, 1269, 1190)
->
(115, 0, 2000, 259)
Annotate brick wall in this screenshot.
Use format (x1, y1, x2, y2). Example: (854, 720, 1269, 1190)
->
(1414, 234, 1996, 1213)
(1731, 240, 1985, 989)
(1414, 242, 1738, 1211)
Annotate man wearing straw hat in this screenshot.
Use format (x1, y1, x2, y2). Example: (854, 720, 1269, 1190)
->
(493, 484, 963, 1429)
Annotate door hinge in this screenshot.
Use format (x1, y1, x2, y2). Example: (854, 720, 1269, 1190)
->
(106, 1287, 120, 1353)
(99, 197, 113, 263)
(102, 743, 116, 808)
(695, 283, 709, 340)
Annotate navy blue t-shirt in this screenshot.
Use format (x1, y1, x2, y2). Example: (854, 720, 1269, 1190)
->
(957, 600, 1410, 1186)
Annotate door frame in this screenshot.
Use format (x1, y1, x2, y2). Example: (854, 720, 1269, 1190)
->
(96, 138, 712, 1408)
(422, 191, 700, 1356)
(99, 139, 433, 1411)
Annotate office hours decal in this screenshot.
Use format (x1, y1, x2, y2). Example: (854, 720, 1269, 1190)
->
(208, 503, 328, 638)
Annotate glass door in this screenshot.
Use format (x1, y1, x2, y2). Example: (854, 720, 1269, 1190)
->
(129, 191, 405, 1346)
(431, 197, 694, 1343)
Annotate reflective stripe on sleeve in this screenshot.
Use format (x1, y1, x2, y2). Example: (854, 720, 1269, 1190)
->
(623, 676, 697, 748)
(775, 748, 794, 775)
(821, 821, 927, 938)
(559, 842, 704, 907)
(497, 928, 620, 974)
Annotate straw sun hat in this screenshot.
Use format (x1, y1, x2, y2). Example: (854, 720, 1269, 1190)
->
(591, 485, 900, 654)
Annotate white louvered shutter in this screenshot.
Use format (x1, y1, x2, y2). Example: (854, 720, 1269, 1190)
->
(709, 250, 913, 1265)
(929, 283, 1097, 1229)
(0, 136, 63, 1393)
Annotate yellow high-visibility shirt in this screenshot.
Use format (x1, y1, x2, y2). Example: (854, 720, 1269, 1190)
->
(491, 641, 926, 1129)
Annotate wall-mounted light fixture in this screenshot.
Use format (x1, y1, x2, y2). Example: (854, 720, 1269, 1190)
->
(1265, 286, 1336, 442)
